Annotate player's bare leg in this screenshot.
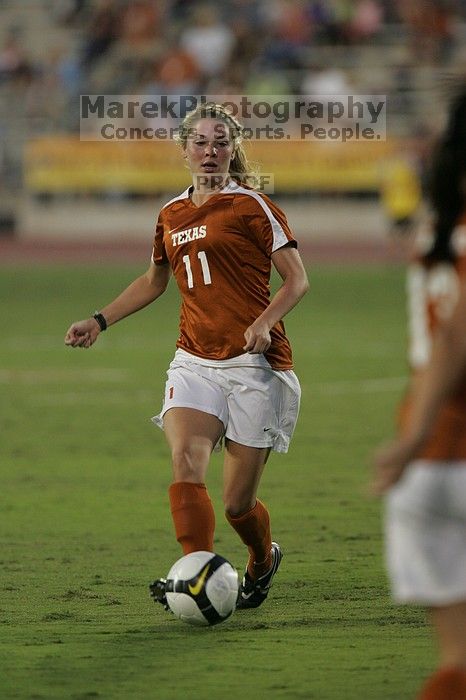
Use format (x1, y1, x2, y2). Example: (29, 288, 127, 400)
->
(163, 407, 224, 483)
(417, 603, 466, 699)
(223, 441, 283, 608)
(150, 408, 224, 611)
(430, 603, 466, 667)
(163, 408, 224, 553)
(222, 440, 270, 516)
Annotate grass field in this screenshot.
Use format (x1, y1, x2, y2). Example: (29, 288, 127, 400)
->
(1, 263, 434, 700)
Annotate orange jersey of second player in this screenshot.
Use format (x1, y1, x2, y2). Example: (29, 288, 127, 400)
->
(151, 181, 297, 369)
(401, 212, 466, 460)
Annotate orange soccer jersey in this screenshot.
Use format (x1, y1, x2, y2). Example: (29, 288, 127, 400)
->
(152, 181, 297, 369)
(400, 213, 466, 460)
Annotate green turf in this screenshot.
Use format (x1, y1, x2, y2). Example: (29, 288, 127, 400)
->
(1, 263, 434, 700)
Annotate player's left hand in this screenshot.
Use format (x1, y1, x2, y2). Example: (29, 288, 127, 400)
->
(243, 321, 271, 354)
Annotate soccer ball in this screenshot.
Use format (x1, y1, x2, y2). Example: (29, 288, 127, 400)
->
(165, 551, 238, 627)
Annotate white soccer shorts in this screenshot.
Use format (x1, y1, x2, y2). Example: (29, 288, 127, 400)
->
(152, 349, 301, 453)
(385, 460, 466, 605)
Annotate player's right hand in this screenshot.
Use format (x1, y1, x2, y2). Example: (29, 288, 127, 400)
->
(243, 320, 272, 354)
(64, 318, 100, 349)
(370, 435, 421, 495)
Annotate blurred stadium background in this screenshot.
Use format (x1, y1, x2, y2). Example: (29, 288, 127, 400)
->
(0, 0, 465, 259)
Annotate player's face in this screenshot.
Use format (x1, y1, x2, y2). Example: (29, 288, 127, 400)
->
(184, 119, 235, 184)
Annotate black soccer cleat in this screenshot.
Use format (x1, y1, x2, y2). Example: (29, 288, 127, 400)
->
(236, 542, 283, 610)
(149, 578, 170, 611)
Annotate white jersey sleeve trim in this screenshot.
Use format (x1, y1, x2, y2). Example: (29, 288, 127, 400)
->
(226, 182, 291, 252)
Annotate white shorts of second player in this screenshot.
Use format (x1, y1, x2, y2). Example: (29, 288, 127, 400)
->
(152, 349, 301, 453)
(385, 460, 466, 606)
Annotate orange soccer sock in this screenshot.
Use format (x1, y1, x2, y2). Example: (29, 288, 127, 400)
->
(168, 482, 215, 554)
(226, 499, 272, 579)
(417, 667, 466, 700)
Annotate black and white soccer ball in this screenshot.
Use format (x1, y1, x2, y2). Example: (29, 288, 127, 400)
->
(165, 551, 238, 627)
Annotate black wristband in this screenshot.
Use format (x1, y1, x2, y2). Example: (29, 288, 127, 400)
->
(93, 312, 107, 331)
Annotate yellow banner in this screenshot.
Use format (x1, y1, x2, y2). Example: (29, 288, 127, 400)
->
(25, 136, 402, 193)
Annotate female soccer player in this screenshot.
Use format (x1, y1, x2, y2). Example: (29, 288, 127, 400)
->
(372, 88, 466, 699)
(65, 102, 309, 610)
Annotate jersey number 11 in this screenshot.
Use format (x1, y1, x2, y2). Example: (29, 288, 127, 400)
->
(182, 251, 212, 289)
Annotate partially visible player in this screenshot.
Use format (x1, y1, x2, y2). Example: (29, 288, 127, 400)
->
(65, 102, 309, 611)
(372, 87, 466, 699)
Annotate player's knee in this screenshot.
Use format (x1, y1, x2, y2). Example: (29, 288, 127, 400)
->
(223, 491, 255, 517)
(171, 447, 204, 482)
(172, 447, 196, 481)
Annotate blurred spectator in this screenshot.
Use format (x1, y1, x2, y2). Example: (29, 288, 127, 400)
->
(120, 0, 159, 47)
(226, 0, 262, 26)
(227, 18, 261, 73)
(301, 65, 354, 96)
(83, 1, 165, 93)
(180, 3, 234, 81)
(45, 45, 82, 98)
(81, 0, 120, 69)
(0, 34, 33, 84)
(312, 0, 354, 44)
(223, 0, 262, 79)
(245, 69, 292, 96)
(252, 1, 306, 80)
(254, 28, 303, 74)
(52, 0, 87, 26)
(391, 61, 416, 117)
(307, 0, 333, 39)
(154, 47, 201, 94)
(267, 0, 314, 46)
(348, 0, 384, 42)
(397, 0, 457, 65)
(169, 0, 194, 23)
